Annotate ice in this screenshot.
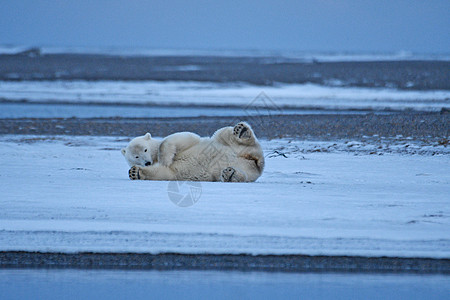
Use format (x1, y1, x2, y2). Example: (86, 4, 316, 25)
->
(0, 80, 449, 112)
(0, 135, 449, 257)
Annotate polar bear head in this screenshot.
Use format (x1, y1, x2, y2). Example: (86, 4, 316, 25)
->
(121, 133, 160, 167)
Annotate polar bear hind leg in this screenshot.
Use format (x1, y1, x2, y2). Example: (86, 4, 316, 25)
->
(212, 122, 256, 147)
(221, 167, 248, 182)
(233, 122, 256, 145)
(158, 132, 201, 166)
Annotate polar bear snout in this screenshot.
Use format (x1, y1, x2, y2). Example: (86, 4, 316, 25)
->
(145, 161, 152, 166)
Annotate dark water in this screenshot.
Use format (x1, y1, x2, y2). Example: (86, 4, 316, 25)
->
(0, 102, 375, 119)
(1, 269, 449, 300)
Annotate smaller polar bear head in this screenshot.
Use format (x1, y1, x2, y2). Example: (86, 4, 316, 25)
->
(121, 133, 160, 167)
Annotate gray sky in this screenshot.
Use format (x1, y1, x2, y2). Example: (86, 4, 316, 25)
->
(1, 0, 449, 53)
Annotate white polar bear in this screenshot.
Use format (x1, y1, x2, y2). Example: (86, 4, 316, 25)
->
(121, 122, 264, 182)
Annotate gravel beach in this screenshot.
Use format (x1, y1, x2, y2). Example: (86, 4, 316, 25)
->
(1, 113, 448, 142)
(1, 252, 449, 274)
(1, 54, 449, 90)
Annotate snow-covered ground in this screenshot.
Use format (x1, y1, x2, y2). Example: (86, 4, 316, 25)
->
(0, 135, 449, 258)
(1, 80, 449, 112)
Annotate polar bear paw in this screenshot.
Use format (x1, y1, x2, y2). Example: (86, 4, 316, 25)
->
(129, 166, 142, 180)
(233, 122, 252, 140)
(221, 167, 246, 182)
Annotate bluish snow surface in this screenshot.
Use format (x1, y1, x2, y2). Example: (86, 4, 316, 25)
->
(0, 135, 449, 257)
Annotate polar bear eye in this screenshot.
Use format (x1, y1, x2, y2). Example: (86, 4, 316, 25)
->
(135, 156, 139, 159)
(144, 149, 147, 152)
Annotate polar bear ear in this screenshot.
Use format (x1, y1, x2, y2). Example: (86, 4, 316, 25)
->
(121, 148, 126, 156)
(144, 132, 152, 140)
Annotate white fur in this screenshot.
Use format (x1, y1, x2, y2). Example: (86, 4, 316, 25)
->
(121, 133, 161, 167)
(124, 122, 265, 182)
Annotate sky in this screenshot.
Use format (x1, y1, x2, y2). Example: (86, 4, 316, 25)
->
(1, 0, 449, 53)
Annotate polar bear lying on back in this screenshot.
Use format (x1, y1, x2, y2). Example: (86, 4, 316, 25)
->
(121, 122, 264, 182)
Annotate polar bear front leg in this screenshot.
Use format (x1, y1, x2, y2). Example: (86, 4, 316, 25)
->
(129, 166, 142, 180)
(221, 167, 248, 182)
(129, 164, 176, 181)
(158, 132, 201, 166)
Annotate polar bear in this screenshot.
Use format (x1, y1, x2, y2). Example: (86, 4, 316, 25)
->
(122, 122, 264, 182)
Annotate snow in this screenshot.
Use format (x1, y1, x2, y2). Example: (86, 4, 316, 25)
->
(0, 80, 449, 112)
(0, 135, 449, 258)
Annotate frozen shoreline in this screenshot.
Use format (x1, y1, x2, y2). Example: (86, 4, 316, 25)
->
(0, 135, 448, 259)
(1, 80, 449, 112)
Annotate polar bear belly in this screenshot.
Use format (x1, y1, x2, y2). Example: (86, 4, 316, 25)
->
(170, 140, 236, 181)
